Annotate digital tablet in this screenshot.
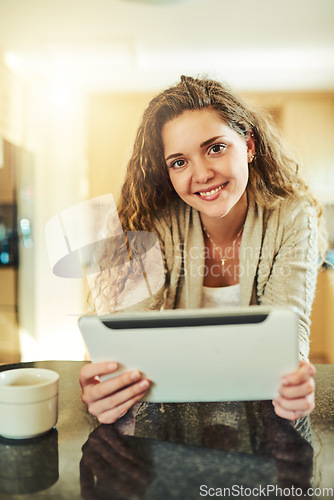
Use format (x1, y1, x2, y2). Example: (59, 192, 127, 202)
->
(78, 306, 299, 402)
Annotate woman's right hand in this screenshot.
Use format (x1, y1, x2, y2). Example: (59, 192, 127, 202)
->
(79, 361, 151, 424)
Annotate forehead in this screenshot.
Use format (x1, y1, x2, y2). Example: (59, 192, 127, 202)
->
(162, 108, 233, 153)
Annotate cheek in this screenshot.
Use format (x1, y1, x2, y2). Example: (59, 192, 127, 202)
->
(168, 172, 189, 195)
(168, 174, 180, 197)
(167, 171, 176, 190)
(230, 154, 249, 184)
(238, 168, 249, 192)
(242, 165, 249, 184)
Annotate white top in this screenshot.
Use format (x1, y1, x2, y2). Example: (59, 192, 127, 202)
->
(201, 284, 241, 308)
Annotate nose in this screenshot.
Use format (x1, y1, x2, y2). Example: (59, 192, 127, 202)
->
(192, 158, 214, 184)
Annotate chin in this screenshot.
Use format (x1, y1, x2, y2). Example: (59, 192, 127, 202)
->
(197, 205, 233, 220)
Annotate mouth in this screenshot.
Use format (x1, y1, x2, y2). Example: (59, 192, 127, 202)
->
(195, 182, 229, 199)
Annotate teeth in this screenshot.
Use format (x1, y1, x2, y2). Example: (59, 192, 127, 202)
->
(198, 183, 225, 197)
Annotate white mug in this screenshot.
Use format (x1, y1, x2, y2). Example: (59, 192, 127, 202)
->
(0, 368, 59, 439)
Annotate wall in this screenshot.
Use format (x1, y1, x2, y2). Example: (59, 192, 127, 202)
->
(88, 90, 334, 204)
(23, 81, 90, 360)
(87, 92, 154, 200)
(0, 56, 25, 363)
(0, 55, 25, 145)
(0, 54, 89, 361)
(243, 91, 334, 205)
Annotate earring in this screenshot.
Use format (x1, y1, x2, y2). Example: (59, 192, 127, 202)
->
(249, 154, 255, 162)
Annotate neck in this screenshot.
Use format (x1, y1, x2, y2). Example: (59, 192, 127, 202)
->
(200, 193, 248, 244)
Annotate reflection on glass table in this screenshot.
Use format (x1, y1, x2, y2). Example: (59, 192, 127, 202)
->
(0, 361, 332, 499)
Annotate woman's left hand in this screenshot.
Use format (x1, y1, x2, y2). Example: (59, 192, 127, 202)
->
(272, 360, 316, 421)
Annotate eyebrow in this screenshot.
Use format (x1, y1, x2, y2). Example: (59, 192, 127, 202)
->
(200, 135, 225, 148)
(165, 136, 226, 162)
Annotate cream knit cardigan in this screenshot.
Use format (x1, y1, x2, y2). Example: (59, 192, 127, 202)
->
(128, 196, 319, 361)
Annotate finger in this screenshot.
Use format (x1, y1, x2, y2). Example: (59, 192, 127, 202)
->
(272, 399, 314, 421)
(88, 430, 151, 484)
(273, 392, 314, 413)
(79, 361, 118, 386)
(273, 394, 315, 419)
(273, 401, 301, 421)
(93, 428, 144, 467)
(86, 379, 150, 423)
(88, 370, 144, 403)
(280, 360, 313, 387)
(97, 390, 149, 424)
(308, 362, 316, 376)
(89, 379, 150, 417)
(279, 377, 315, 400)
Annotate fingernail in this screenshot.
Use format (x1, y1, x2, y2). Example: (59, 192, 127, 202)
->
(130, 370, 141, 381)
(108, 362, 118, 370)
(281, 378, 289, 386)
(139, 379, 150, 389)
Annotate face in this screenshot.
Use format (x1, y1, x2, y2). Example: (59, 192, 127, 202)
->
(162, 108, 254, 220)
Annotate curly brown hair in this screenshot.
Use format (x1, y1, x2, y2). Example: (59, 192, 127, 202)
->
(89, 75, 326, 313)
(117, 75, 322, 233)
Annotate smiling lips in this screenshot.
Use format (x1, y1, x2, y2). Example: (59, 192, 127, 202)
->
(196, 182, 229, 199)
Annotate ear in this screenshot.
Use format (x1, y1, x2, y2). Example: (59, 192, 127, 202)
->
(246, 129, 256, 163)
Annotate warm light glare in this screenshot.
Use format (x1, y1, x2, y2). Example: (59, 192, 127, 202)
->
(5, 51, 82, 113)
(5, 43, 334, 92)
(48, 82, 76, 113)
(20, 326, 86, 362)
(138, 47, 333, 71)
(4, 51, 21, 71)
(5, 50, 52, 79)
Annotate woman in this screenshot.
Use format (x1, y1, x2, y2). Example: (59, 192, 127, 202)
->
(80, 75, 325, 426)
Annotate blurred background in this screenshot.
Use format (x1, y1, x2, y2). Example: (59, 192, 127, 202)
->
(0, 0, 333, 363)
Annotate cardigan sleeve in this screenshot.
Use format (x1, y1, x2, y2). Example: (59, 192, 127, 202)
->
(257, 199, 319, 361)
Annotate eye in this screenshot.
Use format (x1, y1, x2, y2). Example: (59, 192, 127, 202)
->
(170, 159, 187, 169)
(209, 143, 226, 155)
